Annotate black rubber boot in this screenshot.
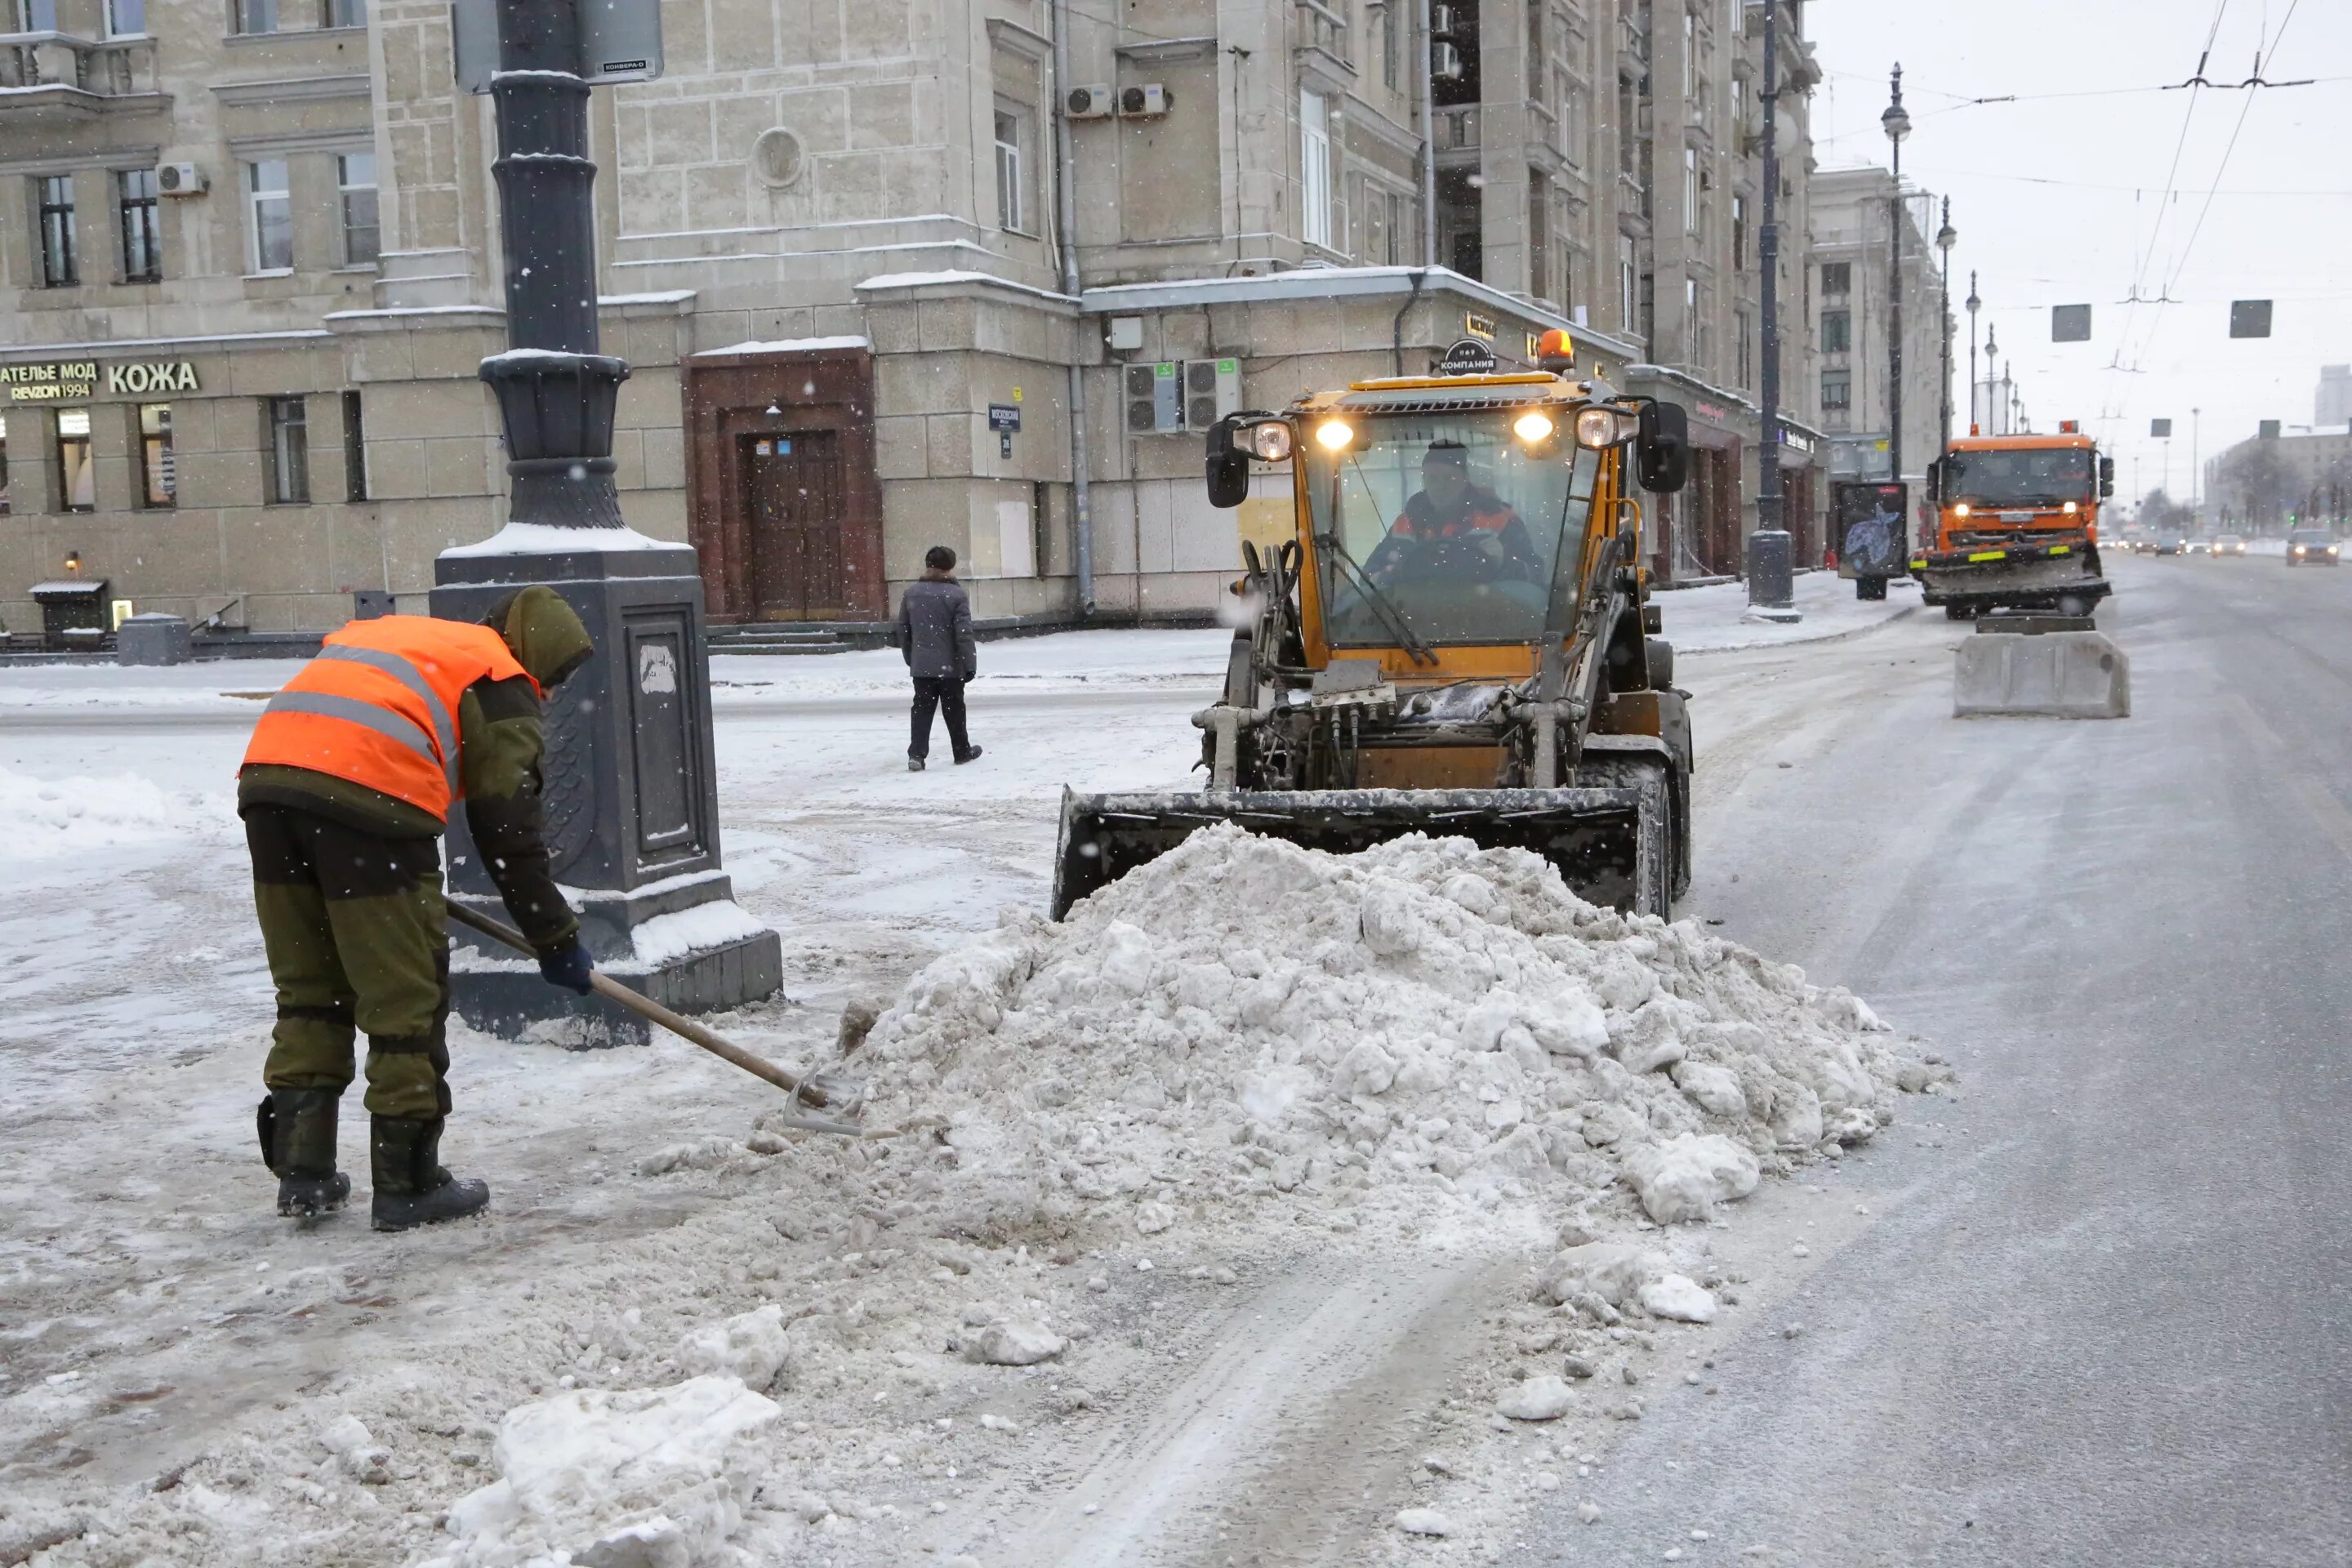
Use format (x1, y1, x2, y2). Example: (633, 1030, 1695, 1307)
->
(260, 1089, 351, 1217)
(369, 1116, 490, 1232)
(907, 756, 926, 772)
(953, 745, 984, 765)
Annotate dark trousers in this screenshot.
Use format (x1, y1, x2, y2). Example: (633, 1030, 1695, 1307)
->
(246, 804, 452, 1120)
(910, 675, 972, 760)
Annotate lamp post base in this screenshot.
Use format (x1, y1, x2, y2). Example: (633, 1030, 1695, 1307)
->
(1744, 528, 1801, 621)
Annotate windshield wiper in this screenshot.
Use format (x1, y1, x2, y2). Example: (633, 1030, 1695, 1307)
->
(1318, 532, 1439, 666)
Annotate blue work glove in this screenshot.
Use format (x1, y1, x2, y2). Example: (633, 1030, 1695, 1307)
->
(537, 938, 595, 995)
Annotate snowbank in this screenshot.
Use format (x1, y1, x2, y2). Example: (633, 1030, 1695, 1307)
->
(0, 768, 232, 859)
(865, 824, 1931, 1242)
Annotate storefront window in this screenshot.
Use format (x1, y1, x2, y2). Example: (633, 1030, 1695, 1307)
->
(138, 404, 175, 509)
(265, 396, 310, 504)
(56, 409, 96, 513)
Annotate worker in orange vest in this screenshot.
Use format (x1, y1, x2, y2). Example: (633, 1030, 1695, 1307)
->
(239, 586, 595, 1231)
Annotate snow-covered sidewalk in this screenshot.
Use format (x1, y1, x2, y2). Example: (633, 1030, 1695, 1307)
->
(1662, 569, 1922, 656)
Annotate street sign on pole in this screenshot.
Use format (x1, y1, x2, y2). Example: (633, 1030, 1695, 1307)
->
(2150, 418, 2172, 439)
(2052, 305, 2091, 343)
(2230, 301, 2274, 339)
(452, 0, 664, 91)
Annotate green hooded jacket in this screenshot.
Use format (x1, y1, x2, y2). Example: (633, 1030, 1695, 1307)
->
(238, 586, 595, 951)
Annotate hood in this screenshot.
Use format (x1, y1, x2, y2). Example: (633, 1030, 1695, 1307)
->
(488, 586, 593, 690)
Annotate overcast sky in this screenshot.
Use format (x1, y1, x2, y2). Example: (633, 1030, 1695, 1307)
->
(1802, 0, 2350, 504)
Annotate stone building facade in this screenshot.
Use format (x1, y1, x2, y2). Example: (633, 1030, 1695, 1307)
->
(1810, 165, 1946, 501)
(0, 0, 1833, 638)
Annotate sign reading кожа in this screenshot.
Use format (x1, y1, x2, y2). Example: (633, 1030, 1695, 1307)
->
(2, 360, 201, 402)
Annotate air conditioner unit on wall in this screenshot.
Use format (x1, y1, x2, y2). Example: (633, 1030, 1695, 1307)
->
(1183, 358, 1241, 434)
(1067, 84, 1115, 119)
(155, 163, 207, 196)
(1430, 4, 1456, 36)
(1125, 362, 1182, 435)
(1119, 83, 1168, 118)
(1432, 42, 1463, 81)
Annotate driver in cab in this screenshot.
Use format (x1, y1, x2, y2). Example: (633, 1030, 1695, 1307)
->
(1363, 441, 1543, 586)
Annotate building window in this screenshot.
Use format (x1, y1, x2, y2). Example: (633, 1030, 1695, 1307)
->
(0, 415, 11, 514)
(105, 0, 145, 34)
(1300, 88, 1333, 249)
(1530, 192, 1551, 305)
(247, 158, 292, 273)
(1821, 261, 1851, 295)
(1731, 193, 1746, 271)
(1527, 2, 1544, 100)
(265, 396, 309, 504)
(1822, 371, 1851, 411)
(1618, 233, 1637, 332)
(1736, 308, 1752, 388)
(1683, 147, 1698, 234)
(324, 0, 364, 25)
(1381, 2, 1399, 88)
(118, 168, 161, 283)
(234, 0, 278, 33)
(1682, 9, 1696, 99)
(992, 109, 1027, 234)
(1386, 188, 1409, 265)
(342, 390, 368, 501)
(35, 175, 76, 287)
(1822, 308, 1851, 353)
(14, 0, 57, 28)
(136, 403, 174, 508)
(56, 409, 95, 513)
(337, 152, 379, 265)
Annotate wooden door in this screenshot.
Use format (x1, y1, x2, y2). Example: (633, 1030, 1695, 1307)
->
(741, 430, 844, 620)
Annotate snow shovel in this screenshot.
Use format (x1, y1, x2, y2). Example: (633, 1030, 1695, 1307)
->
(443, 898, 868, 1135)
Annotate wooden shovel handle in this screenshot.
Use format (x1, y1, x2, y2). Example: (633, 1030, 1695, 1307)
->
(442, 898, 856, 1116)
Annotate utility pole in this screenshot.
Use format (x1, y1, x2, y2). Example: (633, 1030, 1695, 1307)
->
(432, 0, 780, 1040)
(2192, 405, 2202, 525)
(1744, 0, 1797, 620)
(1882, 66, 1909, 492)
(1936, 198, 1956, 453)
(1965, 270, 1980, 434)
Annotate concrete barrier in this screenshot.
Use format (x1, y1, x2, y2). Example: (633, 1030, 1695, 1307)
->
(116, 613, 194, 666)
(1954, 630, 2130, 719)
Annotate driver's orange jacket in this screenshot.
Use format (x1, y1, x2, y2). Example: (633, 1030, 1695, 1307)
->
(1389, 490, 1521, 539)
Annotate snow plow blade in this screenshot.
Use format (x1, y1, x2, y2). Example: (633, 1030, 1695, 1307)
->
(1913, 542, 2110, 612)
(1053, 785, 1659, 920)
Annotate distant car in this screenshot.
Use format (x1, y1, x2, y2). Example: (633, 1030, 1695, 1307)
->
(2154, 537, 2185, 555)
(2185, 539, 2211, 555)
(2287, 529, 2341, 566)
(2212, 534, 2247, 556)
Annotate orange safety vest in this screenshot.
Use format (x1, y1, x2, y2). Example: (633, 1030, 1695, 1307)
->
(241, 616, 538, 822)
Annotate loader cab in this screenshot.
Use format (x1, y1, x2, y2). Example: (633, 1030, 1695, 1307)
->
(1207, 363, 1686, 684)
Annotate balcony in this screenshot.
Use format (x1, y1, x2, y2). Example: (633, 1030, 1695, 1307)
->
(0, 30, 165, 122)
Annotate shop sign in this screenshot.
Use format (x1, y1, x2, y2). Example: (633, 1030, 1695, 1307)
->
(1462, 313, 1496, 341)
(1693, 399, 1731, 424)
(987, 403, 1021, 432)
(1437, 338, 1499, 376)
(0, 360, 200, 403)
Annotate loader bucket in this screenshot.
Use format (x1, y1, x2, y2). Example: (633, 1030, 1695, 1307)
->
(1052, 785, 1662, 920)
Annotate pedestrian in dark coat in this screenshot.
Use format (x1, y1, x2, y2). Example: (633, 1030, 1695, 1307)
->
(894, 546, 981, 771)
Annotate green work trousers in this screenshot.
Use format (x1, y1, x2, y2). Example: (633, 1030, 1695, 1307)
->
(247, 804, 453, 1120)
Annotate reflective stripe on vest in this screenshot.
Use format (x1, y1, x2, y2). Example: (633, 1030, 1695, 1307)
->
(239, 615, 532, 820)
(314, 644, 461, 791)
(258, 688, 451, 790)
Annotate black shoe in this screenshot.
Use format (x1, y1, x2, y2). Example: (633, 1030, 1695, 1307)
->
(260, 1089, 350, 1218)
(953, 745, 983, 765)
(370, 1116, 490, 1232)
(908, 756, 926, 772)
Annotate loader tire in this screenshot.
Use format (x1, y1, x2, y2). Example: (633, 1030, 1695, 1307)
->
(1570, 753, 1677, 918)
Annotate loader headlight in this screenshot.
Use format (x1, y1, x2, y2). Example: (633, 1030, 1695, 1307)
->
(1574, 408, 1628, 449)
(2063, 501, 2080, 515)
(1512, 410, 1557, 445)
(1313, 418, 1355, 452)
(1953, 503, 1971, 519)
(1247, 422, 1294, 461)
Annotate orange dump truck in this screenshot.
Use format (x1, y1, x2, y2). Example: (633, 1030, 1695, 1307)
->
(1918, 425, 2115, 619)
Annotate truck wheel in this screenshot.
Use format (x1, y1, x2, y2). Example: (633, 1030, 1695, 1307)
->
(1944, 604, 1976, 621)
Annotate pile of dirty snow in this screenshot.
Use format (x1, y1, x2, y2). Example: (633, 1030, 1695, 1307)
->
(865, 824, 1937, 1246)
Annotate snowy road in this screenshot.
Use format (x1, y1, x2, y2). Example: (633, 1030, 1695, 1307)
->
(1502, 550, 2352, 1565)
(2, 559, 2339, 1566)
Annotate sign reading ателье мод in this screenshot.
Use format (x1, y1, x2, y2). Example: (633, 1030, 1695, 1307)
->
(2, 360, 202, 403)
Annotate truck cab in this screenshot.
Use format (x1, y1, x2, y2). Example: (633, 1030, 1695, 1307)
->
(1918, 425, 2115, 618)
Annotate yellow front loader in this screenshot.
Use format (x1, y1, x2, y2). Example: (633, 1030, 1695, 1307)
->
(1053, 341, 1698, 918)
